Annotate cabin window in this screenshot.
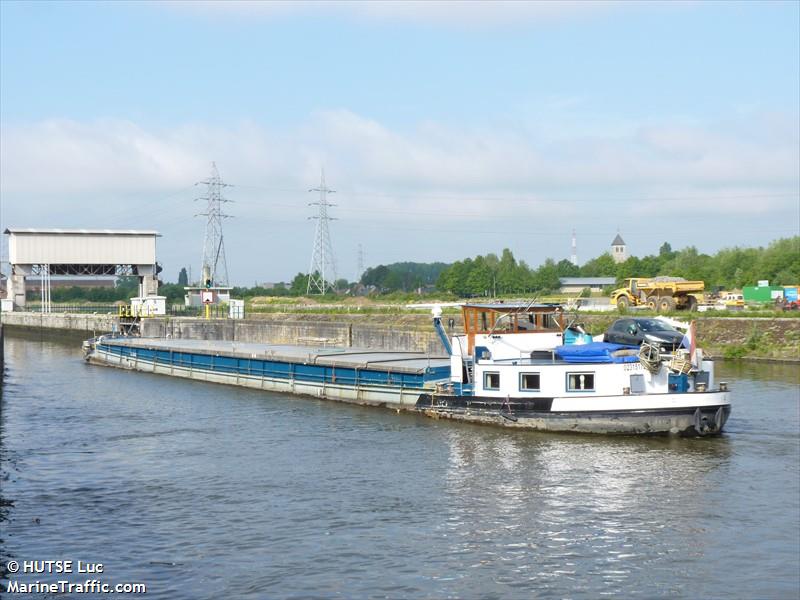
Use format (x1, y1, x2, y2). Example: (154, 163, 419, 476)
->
(542, 313, 557, 329)
(481, 312, 488, 331)
(483, 371, 500, 391)
(567, 372, 595, 392)
(519, 372, 541, 391)
(518, 314, 536, 331)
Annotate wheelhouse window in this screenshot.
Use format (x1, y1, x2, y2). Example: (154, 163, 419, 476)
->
(517, 313, 536, 331)
(519, 372, 541, 391)
(483, 371, 500, 391)
(567, 372, 595, 392)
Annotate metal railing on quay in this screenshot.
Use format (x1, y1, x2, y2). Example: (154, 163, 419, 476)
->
(27, 303, 119, 314)
(168, 305, 228, 318)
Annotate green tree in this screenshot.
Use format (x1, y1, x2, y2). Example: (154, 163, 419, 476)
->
(497, 249, 519, 294)
(484, 253, 500, 296)
(290, 272, 309, 294)
(580, 253, 617, 277)
(466, 256, 493, 296)
(532, 258, 560, 292)
(615, 256, 643, 280)
(556, 259, 580, 277)
(756, 237, 800, 285)
(177, 267, 188, 286)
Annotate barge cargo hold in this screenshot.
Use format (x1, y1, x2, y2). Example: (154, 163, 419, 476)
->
(84, 337, 451, 407)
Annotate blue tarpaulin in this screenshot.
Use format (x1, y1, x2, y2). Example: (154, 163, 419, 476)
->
(555, 342, 640, 363)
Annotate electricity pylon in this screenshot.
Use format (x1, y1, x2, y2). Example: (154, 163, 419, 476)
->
(307, 170, 338, 294)
(195, 162, 232, 287)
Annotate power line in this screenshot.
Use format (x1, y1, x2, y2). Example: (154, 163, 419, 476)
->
(307, 170, 338, 295)
(233, 184, 799, 204)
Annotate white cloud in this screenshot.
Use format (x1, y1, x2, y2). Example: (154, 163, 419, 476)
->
(1, 109, 797, 225)
(2, 109, 796, 281)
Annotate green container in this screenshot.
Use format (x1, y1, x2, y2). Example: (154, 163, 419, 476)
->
(743, 285, 783, 303)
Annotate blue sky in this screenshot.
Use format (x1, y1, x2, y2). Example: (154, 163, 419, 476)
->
(1, 0, 798, 284)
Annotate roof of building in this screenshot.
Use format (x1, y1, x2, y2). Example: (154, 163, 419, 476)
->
(4, 228, 160, 236)
(559, 277, 617, 285)
(611, 233, 626, 246)
(463, 302, 562, 310)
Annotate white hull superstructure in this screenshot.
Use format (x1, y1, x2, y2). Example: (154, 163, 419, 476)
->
(420, 303, 730, 435)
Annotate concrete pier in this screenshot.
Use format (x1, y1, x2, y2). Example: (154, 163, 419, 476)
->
(0, 312, 446, 354)
(1, 311, 118, 334)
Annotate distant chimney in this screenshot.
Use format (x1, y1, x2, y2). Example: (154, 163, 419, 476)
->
(570, 229, 578, 266)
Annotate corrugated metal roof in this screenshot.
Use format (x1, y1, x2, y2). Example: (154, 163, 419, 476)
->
(559, 277, 617, 285)
(4, 228, 160, 236)
(463, 302, 562, 310)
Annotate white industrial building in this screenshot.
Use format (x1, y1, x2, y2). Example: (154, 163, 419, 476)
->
(3, 228, 161, 309)
(559, 277, 617, 294)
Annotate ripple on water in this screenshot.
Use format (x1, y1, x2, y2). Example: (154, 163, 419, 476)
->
(0, 335, 798, 599)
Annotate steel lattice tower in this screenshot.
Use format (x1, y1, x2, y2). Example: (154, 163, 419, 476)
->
(356, 243, 365, 283)
(196, 162, 232, 286)
(307, 170, 338, 294)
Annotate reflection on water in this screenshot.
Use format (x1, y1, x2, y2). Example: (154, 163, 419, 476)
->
(1, 332, 798, 599)
(440, 429, 739, 596)
(718, 359, 800, 386)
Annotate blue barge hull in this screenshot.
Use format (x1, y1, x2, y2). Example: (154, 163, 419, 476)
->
(86, 337, 451, 407)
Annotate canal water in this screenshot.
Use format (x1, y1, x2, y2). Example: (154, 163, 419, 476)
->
(1, 331, 798, 599)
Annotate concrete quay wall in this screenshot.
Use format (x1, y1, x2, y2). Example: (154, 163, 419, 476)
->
(140, 316, 446, 355)
(4, 310, 798, 359)
(1, 311, 118, 334)
(142, 313, 796, 356)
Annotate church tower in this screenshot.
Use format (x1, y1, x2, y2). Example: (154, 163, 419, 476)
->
(610, 233, 627, 263)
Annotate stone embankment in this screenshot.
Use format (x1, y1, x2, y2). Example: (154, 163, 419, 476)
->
(2, 311, 798, 361)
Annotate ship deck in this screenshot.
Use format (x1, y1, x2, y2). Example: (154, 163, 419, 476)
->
(101, 337, 450, 376)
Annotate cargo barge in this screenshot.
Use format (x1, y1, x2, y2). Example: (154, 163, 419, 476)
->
(84, 337, 450, 407)
(83, 302, 731, 436)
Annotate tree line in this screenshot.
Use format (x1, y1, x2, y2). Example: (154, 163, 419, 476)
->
(436, 237, 799, 296)
(29, 236, 798, 302)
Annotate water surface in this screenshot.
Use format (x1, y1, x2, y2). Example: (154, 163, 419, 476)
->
(1, 332, 798, 598)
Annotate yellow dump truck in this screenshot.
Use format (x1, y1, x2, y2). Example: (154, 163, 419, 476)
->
(610, 277, 705, 312)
